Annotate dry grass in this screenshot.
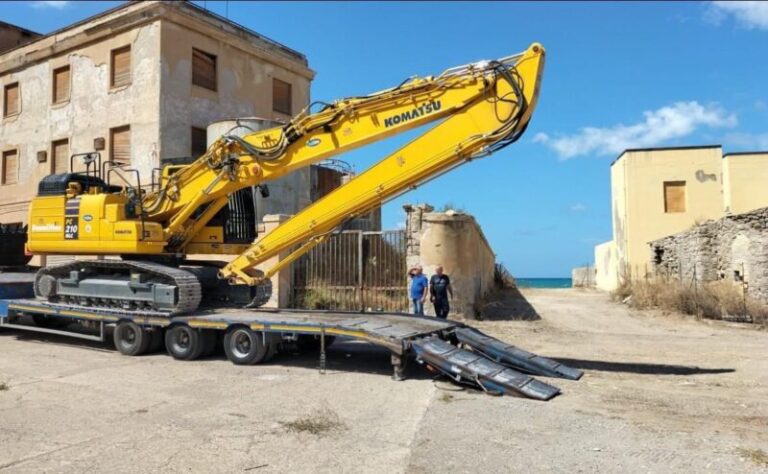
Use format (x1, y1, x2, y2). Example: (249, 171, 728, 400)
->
(438, 393, 455, 403)
(736, 447, 768, 467)
(280, 408, 345, 436)
(614, 278, 767, 325)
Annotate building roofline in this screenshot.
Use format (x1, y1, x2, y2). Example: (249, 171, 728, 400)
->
(610, 144, 722, 166)
(0, 20, 42, 37)
(723, 150, 768, 157)
(0, 1, 307, 66)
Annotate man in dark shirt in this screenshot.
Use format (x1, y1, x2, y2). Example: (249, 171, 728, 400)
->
(429, 265, 453, 319)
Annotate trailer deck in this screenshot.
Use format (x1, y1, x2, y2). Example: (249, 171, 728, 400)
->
(0, 277, 582, 401)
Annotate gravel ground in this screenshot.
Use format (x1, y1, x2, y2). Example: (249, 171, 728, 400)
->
(1, 289, 766, 473)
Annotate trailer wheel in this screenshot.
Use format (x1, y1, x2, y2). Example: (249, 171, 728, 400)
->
(113, 321, 151, 356)
(165, 325, 205, 361)
(223, 327, 268, 365)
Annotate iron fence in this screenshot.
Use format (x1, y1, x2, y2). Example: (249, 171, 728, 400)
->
(290, 230, 408, 312)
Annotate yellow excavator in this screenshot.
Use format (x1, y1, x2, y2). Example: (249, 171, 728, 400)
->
(26, 43, 545, 316)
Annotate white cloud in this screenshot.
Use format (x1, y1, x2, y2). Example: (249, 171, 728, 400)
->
(570, 203, 587, 212)
(534, 101, 737, 160)
(708, 1, 768, 30)
(31, 1, 70, 9)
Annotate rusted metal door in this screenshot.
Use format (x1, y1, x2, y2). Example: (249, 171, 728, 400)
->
(290, 230, 407, 312)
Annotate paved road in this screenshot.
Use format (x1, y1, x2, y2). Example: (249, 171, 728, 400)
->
(1, 289, 766, 473)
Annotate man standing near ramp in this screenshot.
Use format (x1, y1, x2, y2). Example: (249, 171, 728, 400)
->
(408, 265, 428, 316)
(430, 265, 453, 319)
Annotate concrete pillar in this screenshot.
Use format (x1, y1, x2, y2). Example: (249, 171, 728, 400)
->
(255, 214, 292, 308)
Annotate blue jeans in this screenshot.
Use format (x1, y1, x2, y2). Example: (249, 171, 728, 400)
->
(412, 299, 424, 316)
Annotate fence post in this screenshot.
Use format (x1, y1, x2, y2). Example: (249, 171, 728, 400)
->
(358, 231, 364, 311)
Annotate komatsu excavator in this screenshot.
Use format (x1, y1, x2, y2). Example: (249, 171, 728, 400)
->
(26, 43, 545, 317)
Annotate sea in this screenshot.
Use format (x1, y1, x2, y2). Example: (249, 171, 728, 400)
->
(515, 278, 572, 289)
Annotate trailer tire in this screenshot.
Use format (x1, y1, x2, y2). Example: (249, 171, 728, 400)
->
(113, 321, 151, 356)
(223, 326, 268, 365)
(165, 325, 205, 361)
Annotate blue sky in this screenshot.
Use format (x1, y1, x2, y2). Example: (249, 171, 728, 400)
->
(4, 1, 768, 277)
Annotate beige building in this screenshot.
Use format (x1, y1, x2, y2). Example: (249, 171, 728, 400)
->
(594, 145, 768, 291)
(0, 1, 314, 226)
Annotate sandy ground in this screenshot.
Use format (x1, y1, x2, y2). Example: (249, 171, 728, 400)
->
(0, 289, 766, 473)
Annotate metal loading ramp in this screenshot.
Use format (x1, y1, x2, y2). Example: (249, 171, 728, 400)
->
(455, 327, 584, 380)
(411, 337, 561, 401)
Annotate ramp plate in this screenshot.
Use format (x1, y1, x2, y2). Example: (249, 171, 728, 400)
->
(412, 337, 560, 401)
(455, 327, 583, 380)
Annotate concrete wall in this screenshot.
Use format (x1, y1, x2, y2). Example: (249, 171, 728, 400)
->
(158, 17, 312, 159)
(405, 204, 495, 318)
(572, 266, 596, 288)
(594, 240, 618, 291)
(723, 152, 768, 215)
(0, 21, 162, 225)
(650, 207, 768, 302)
(0, 22, 41, 54)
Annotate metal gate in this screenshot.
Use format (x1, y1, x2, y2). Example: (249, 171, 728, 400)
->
(290, 230, 408, 312)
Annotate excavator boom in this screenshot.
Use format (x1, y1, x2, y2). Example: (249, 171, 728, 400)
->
(26, 43, 545, 313)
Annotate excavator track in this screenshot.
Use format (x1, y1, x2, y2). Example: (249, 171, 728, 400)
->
(34, 260, 201, 316)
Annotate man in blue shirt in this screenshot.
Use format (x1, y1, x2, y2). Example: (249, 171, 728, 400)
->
(408, 264, 428, 316)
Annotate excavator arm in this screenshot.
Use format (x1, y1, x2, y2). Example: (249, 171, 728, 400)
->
(219, 44, 545, 288)
(25, 43, 544, 315)
(143, 44, 544, 260)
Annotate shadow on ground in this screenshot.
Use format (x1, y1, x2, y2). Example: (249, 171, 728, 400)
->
(476, 287, 540, 321)
(554, 357, 735, 376)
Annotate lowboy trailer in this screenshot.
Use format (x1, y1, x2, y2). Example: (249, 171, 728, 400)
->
(0, 276, 581, 401)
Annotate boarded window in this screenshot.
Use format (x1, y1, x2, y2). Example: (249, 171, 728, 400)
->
(53, 66, 70, 104)
(2, 149, 18, 185)
(664, 181, 686, 213)
(192, 48, 217, 91)
(110, 125, 131, 165)
(52, 139, 70, 174)
(272, 78, 292, 115)
(4, 83, 19, 117)
(111, 46, 131, 88)
(191, 126, 208, 157)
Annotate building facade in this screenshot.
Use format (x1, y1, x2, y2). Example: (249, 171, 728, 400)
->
(594, 145, 768, 291)
(0, 1, 314, 226)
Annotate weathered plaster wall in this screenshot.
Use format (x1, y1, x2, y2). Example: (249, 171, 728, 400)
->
(158, 20, 312, 160)
(599, 147, 726, 288)
(0, 22, 162, 224)
(405, 204, 495, 318)
(572, 266, 596, 288)
(651, 207, 768, 302)
(722, 152, 768, 215)
(594, 240, 618, 291)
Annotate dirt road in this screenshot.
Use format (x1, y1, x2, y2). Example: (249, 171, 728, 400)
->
(1, 289, 766, 473)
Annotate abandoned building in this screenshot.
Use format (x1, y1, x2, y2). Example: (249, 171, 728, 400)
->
(650, 206, 768, 303)
(593, 145, 768, 291)
(0, 0, 316, 227)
